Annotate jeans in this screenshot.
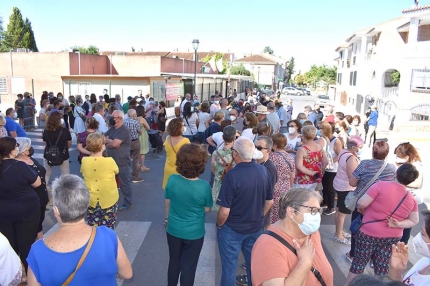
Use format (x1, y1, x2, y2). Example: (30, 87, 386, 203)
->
(130, 139, 140, 179)
(217, 224, 263, 286)
(166, 232, 204, 286)
(118, 164, 132, 206)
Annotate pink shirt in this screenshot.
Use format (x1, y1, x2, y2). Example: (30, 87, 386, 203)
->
(361, 181, 417, 238)
(333, 150, 358, 192)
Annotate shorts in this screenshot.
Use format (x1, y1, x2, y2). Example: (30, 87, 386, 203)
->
(336, 191, 352, 214)
(350, 231, 400, 276)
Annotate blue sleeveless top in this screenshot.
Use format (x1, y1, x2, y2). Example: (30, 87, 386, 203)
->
(27, 226, 118, 285)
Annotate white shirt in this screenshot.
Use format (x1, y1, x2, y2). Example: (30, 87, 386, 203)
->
(211, 131, 225, 149)
(402, 257, 430, 286)
(241, 128, 256, 141)
(198, 112, 210, 132)
(0, 233, 21, 286)
(210, 103, 220, 117)
(267, 112, 280, 133)
(182, 113, 198, 135)
(93, 113, 107, 133)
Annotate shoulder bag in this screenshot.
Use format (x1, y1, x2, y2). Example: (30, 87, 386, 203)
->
(350, 191, 408, 235)
(344, 160, 387, 211)
(62, 227, 96, 285)
(264, 230, 327, 286)
(275, 151, 293, 171)
(216, 150, 233, 180)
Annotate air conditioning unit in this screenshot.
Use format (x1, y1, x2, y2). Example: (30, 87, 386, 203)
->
(15, 48, 29, 53)
(115, 51, 126, 56)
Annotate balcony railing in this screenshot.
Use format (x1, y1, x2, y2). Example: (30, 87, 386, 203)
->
(382, 87, 399, 98)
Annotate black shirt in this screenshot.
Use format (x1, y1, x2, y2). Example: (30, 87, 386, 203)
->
(43, 127, 72, 161)
(30, 158, 49, 207)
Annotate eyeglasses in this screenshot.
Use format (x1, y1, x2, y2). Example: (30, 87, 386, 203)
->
(288, 125, 296, 128)
(297, 204, 323, 215)
(255, 146, 269, 151)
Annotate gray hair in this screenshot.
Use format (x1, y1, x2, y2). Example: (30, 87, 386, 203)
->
(127, 108, 136, 117)
(52, 174, 90, 223)
(112, 110, 124, 119)
(279, 188, 322, 219)
(301, 125, 317, 140)
(95, 103, 104, 113)
(267, 102, 275, 110)
(15, 137, 31, 154)
(304, 105, 312, 112)
(326, 106, 334, 115)
(233, 137, 254, 160)
(256, 135, 273, 151)
(0, 115, 5, 126)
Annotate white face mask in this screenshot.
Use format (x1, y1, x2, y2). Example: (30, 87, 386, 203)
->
(253, 149, 263, 160)
(230, 115, 237, 122)
(214, 101, 219, 105)
(395, 156, 409, 164)
(288, 127, 296, 134)
(183, 127, 187, 133)
(412, 233, 430, 257)
(293, 211, 321, 235)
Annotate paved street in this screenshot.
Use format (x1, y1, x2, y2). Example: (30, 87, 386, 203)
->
(27, 114, 428, 286)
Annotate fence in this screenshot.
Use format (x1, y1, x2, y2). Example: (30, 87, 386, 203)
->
(410, 104, 430, 121)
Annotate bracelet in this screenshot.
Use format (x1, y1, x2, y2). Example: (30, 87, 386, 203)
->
(164, 218, 168, 221)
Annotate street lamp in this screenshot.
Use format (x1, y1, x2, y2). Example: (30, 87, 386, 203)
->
(192, 39, 199, 96)
(72, 48, 81, 75)
(258, 66, 260, 87)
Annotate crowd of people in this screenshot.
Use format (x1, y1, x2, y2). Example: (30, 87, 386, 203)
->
(0, 88, 428, 285)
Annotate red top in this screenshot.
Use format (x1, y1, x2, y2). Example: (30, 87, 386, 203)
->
(296, 146, 323, 184)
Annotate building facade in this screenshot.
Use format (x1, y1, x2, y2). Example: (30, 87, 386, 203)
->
(334, 5, 430, 132)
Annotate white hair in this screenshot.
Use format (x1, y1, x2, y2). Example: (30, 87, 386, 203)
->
(112, 110, 124, 119)
(233, 137, 254, 160)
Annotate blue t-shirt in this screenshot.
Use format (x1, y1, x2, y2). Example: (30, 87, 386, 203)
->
(4, 117, 27, 137)
(217, 161, 273, 234)
(165, 174, 213, 240)
(368, 111, 378, 126)
(27, 226, 118, 286)
(307, 111, 319, 127)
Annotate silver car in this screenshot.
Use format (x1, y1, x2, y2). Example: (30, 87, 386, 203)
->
(282, 87, 304, 96)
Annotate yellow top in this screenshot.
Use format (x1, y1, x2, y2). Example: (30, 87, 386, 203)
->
(80, 156, 119, 208)
(162, 136, 190, 189)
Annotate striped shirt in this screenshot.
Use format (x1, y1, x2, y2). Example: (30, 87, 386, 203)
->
(351, 159, 396, 194)
(123, 118, 141, 140)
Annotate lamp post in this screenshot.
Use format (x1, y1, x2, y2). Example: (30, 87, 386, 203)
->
(72, 48, 81, 75)
(192, 39, 199, 96)
(258, 66, 260, 88)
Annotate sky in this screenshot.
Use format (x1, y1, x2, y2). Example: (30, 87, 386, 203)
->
(1, 0, 428, 73)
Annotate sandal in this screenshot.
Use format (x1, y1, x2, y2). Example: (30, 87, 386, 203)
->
(140, 166, 150, 172)
(342, 232, 352, 238)
(334, 236, 351, 245)
(236, 274, 248, 285)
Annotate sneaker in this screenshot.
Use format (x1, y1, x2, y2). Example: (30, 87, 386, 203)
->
(236, 274, 248, 285)
(333, 236, 351, 245)
(322, 208, 336, 215)
(132, 177, 144, 183)
(119, 204, 132, 211)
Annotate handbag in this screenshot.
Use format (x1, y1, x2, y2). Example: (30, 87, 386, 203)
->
(264, 230, 327, 286)
(344, 160, 387, 211)
(62, 227, 96, 285)
(350, 191, 409, 235)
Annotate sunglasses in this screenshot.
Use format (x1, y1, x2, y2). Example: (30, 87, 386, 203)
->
(255, 146, 269, 151)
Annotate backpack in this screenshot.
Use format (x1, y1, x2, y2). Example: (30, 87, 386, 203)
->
(216, 150, 234, 180)
(44, 128, 65, 166)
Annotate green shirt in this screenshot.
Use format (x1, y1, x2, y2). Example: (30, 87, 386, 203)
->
(122, 101, 130, 113)
(165, 174, 213, 240)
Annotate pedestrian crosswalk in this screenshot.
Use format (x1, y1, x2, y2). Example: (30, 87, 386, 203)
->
(26, 128, 77, 160)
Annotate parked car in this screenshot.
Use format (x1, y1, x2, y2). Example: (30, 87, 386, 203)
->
(282, 87, 304, 96)
(316, 94, 331, 109)
(305, 88, 311, 95)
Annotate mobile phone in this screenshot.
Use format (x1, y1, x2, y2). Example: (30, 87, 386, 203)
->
(312, 173, 320, 180)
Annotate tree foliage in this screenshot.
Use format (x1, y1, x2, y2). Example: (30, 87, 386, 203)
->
(284, 57, 295, 83)
(302, 64, 337, 86)
(1, 7, 38, 52)
(392, 70, 400, 84)
(230, 64, 251, 76)
(70, 45, 100, 54)
(294, 74, 306, 86)
(263, 46, 274, 54)
(201, 52, 227, 74)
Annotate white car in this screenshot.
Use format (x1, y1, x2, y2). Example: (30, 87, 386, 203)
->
(316, 95, 331, 109)
(282, 87, 304, 96)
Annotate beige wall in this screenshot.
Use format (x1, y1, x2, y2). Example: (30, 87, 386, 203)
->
(109, 55, 161, 76)
(160, 57, 209, 74)
(69, 53, 109, 75)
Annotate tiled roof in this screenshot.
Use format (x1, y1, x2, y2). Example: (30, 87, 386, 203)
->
(402, 4, 430, 14)
(234, 54, 278, 64)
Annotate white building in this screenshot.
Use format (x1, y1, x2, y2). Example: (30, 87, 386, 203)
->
(334, 4, 430, 132)
(233, 53, 286, 90)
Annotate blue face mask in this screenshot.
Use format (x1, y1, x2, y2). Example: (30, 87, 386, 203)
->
(316, 130, 322, 137)
(299, 119, 306, 125)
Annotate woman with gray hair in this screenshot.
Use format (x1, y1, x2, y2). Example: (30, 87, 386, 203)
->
(251, 188, 333, 285)
(332, 136, 363, 245)
(73, 98, 87, 135)
(15, 137, 49, 240)
(26, 174, 132, 285)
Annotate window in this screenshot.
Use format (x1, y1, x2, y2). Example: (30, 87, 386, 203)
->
(410, 104, 430, 121)
(384, 70, 400, 87)
(411, 69, 430, 93)
(353, 71, 357, 86)
(337, 73, 342, 84)
(349, 72, 353, 86)
(0, 77, 7, 94)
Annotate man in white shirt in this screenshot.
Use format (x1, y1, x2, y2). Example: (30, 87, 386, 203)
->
(266, 102, 280, 133)
(181, 93, 191, 113)
(144, 93, 151, 110)
(210, 95, 221, 117)
(229, 109, 244, 133)
(93, 103, 108, 133)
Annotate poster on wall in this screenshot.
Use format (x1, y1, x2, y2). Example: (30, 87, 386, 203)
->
(165, 83, 184, 101)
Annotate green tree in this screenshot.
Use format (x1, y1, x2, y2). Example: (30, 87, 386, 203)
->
(263, 46, 274, 54)
(22, 18, 38, 51)
(3, 7, 25, 50)
(70, 45, 99, 54)
(302, 64, 337, 86)
(294, 74, 305, 86)
(392, 70, 400, 84)
(230, 64, 251, 76)
(284, 57, 295, 83)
